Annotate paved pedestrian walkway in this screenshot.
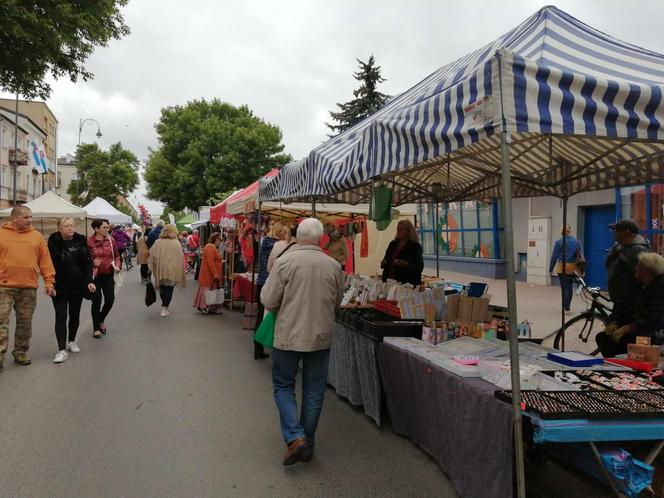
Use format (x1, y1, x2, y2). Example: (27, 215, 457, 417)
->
(0, 268, 456, 497)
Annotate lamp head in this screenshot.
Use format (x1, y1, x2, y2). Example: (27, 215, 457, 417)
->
(96, 130, 102, 139)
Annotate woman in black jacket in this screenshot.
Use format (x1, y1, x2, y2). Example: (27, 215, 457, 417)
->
(47, 217, 96, 363)
(381, 219, 424, 287)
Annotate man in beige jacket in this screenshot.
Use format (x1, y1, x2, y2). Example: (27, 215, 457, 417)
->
(261, 218, 344, 466)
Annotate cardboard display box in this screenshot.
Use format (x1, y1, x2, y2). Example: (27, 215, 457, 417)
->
(628, 342, 660, 367)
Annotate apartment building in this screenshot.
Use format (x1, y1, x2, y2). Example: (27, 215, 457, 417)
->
(0, 99, 58, 193)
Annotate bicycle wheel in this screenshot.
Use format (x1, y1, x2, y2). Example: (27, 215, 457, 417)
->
(553, 312, 608, 355)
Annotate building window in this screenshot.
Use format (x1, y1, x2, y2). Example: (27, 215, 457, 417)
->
(418, 200, 502, 259)
(619, 184, 664, 256)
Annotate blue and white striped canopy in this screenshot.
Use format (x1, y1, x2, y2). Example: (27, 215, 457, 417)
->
(261, 6, 664, 204)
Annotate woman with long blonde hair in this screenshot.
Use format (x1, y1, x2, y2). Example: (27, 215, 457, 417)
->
(380, 219, 424, 287)
(253, 221, 288, 360)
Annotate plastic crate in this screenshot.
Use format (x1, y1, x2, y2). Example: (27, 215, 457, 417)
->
(373, 300, 402, 319)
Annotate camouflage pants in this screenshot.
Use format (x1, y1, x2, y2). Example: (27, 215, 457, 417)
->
(0, 287, 37, 360)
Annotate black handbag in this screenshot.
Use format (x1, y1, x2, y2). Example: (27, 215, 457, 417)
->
(145, 282, 157, 307)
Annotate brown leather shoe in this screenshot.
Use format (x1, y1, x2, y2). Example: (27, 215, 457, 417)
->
(282, 437, 309, 466)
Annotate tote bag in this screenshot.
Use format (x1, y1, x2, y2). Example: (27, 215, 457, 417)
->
(254, 311, 276, 349)
(145, 282, 157, 307)
(205, 288, 224, 306)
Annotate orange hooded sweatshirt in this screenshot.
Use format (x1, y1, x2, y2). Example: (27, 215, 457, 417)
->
(0, 222, 55, 289)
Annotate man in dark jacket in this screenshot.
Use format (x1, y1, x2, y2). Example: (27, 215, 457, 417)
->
(605, 219, 651, 326)
(597, 252, 664, 357)
(147, 220, 164, 248)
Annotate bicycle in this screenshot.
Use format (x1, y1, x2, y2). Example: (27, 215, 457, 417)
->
(551, 273, 613, 355)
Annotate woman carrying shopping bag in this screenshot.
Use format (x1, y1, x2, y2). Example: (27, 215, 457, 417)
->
(148, 224, 186, 317)
(87, 218, 121, 338)
(549, 224, 585, 314)
(48, 217, 96, 362)
(193, 232, 223, 314)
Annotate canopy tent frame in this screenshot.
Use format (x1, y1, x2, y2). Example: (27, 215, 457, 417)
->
(258, 8, 664, 496)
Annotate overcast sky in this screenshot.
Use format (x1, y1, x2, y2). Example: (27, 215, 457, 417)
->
(4, 0, 663, 214)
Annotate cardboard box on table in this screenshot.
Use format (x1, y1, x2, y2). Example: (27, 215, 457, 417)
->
(628, 342, 660, 367)
(448, 295, 490, 323)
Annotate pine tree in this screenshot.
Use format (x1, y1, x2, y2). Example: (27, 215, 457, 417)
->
(326, 55, 390, 136)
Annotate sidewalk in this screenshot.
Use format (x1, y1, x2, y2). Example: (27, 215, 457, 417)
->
(425, 268, 587, 344)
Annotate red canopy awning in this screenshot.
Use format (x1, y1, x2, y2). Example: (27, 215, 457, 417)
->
(209, 169, 280, 224)
(226, 168, 280, 215)
(209, 189, 244, 224)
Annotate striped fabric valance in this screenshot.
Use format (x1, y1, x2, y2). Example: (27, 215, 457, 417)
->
(260, 6, 664, 204)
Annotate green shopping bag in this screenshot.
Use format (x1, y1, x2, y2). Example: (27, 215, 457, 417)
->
(254, 311, 276, 349)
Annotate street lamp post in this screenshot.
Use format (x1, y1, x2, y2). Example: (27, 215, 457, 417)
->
(76, 118, 102, 200)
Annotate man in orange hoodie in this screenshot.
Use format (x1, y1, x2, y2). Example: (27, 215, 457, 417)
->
(0, 206, 56, 369)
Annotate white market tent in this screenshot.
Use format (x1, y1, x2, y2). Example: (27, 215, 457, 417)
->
(0, 191, 87, 218)
(261, 7, 664, 496)
(0, 191, 90, 236)
(83, 197, 132, 224)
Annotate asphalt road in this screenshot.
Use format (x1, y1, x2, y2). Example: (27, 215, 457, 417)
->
(0, 267, 458, 497)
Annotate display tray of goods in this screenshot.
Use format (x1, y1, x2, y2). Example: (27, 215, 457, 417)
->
(495, 388, 664, 420)
(540, 369, 664, 391)
(336, 308, 423, 341)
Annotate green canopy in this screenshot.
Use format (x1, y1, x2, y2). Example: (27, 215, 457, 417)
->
(175, 213, 196, 232)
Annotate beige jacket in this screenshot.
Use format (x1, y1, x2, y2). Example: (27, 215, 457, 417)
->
(267, 239, 293, 272)
(261, 245, 344, 352)
(136, 235, 149, 265)
(148, 238, 186, 289)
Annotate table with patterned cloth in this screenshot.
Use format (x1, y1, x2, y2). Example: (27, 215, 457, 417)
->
(377, 342, 514, 498)
(328, 322, 383, 425)
(232, 273, 257, 303)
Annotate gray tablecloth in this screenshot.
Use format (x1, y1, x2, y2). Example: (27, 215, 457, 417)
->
(377, 343, 514, 498)
(328, 322, 383, 425)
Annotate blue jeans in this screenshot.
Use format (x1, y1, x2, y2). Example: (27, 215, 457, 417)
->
(272, 348, 330, 445)
(558, 273, 574, 311)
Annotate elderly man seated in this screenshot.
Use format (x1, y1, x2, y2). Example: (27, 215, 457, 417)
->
(596, 252, 664, 357)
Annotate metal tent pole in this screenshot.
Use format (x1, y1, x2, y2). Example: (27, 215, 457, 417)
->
(311, 197, 316, 217)
(252, 202, 261, 304)
(500, 130, 526, 498)
(434, 201, 440, 277)
(561, 194, 568, 351)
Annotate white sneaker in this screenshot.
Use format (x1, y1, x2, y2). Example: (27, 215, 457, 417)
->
(53, 350, 68, 363)
(67, 341, 80, 353)
(160, 307, 170, 317)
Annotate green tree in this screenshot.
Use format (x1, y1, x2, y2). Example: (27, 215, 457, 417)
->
(68, 142, 139, 208)
(0, 1, 130, 99)
(144, 99, 292, 211)
(326, 55, 390, 136)
(161, 206, 186, 224)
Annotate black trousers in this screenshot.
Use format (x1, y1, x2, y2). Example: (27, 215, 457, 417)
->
(160, 284, 174, 307)
(51, 289, 84, 350)
(140, 264, 151, 280)
(91, 273, 115, 331)
(253, 284, 265, 355)
(596, 331, 637, 358)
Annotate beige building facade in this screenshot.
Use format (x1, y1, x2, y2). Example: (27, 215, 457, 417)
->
(0, 108, 48, 208)
(0, 99, 58, 193)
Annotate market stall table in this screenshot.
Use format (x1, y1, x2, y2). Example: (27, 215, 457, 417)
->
(232, 273, 257, 303)
(328, 322, 383, 425)
(526, 414, 664, 497)
(377, 342, 514, 498)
